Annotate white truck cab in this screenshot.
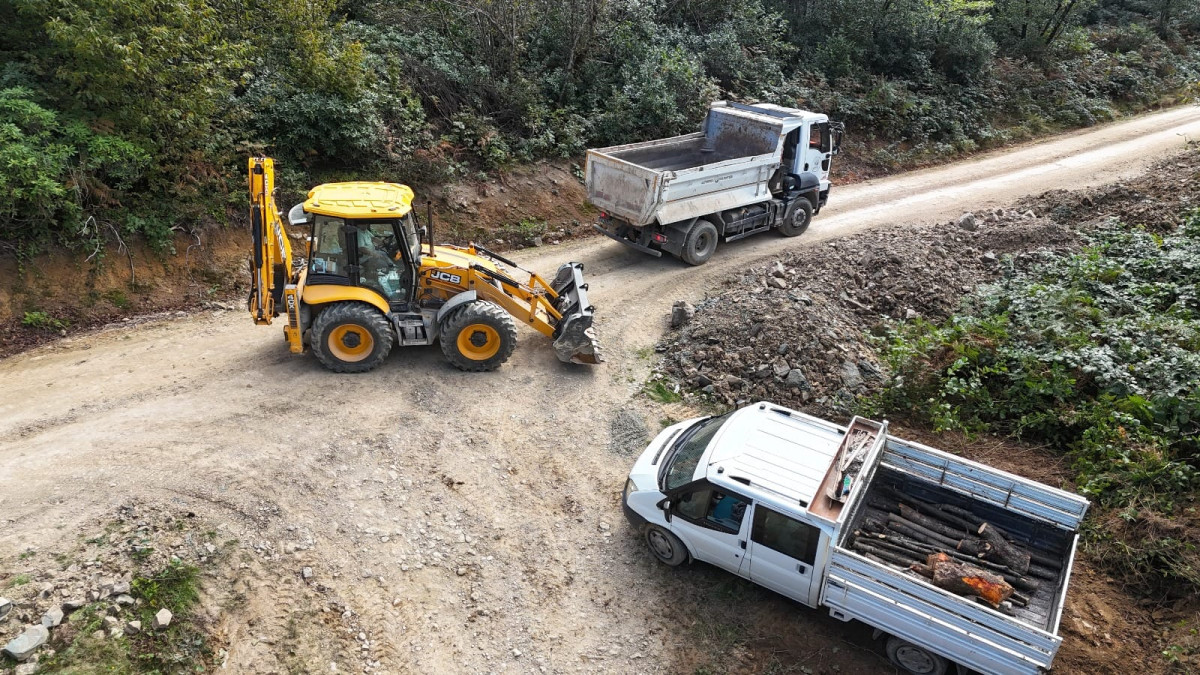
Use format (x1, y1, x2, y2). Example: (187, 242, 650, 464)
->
(624, 402, 1089, 675)
(624, 404, 845, 607)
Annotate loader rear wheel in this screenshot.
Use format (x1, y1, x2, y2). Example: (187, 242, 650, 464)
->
(885, 636, 948, 675)
(681, 219, 718, 266)
(778, 198, 813, 237)
(311, 302, 394, 373)
(440, 301, 517, 372)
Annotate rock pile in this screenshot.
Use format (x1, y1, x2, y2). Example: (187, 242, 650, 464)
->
(0, 503, 217, 669)
(655, 208, 1079, 416)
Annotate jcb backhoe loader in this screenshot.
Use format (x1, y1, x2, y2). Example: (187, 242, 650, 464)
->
(247, 157, 602, 372)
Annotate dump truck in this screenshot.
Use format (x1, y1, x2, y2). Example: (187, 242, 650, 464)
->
(586, 101, 843, 265)
(623, 402, 1088, 674)
(247, 157, 602, 372)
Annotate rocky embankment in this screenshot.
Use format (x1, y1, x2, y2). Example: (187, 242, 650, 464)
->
(653, 150, 1199, 416)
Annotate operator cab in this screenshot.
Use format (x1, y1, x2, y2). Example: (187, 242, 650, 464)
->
(288, 181, 423, 310)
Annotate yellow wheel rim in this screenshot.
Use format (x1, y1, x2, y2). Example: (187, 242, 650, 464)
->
(456, 323, 501, 360)
(328, 324, 374, 363)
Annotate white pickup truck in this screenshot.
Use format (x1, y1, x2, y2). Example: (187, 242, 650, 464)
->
(622, 403, 1089, 675)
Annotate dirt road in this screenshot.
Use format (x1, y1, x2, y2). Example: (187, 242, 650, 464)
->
(2, 106, 1198, 674)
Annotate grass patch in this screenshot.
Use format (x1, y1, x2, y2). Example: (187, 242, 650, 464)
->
(644, 380, 683, 404)
(865, 212, 1200, 599)
(21, 310, 68, 332)
(40, 561, 211, 673)
(103, 289, 131, 310)
(497, 217, 548, 246)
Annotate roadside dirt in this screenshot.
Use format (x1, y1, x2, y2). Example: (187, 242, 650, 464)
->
(2, 106, 1200, 674)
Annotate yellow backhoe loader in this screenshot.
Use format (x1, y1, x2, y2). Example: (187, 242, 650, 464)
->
(247, 157, 602, 372)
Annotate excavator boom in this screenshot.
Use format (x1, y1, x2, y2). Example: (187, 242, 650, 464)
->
(247, 157, 293, 324)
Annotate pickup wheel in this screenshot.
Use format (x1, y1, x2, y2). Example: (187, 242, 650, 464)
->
(644, 525, 688, 566)
(885, 636, 948, 675)
(778, 198, 813, 237)
(440, 301, 517, 372)
(680, 219, 719, 266)
(311, 302, 394, 373)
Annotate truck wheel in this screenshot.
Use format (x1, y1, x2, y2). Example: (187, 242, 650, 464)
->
(681, 219, 718, 266)
(311, 302, 394, 373)
(440, 301, 517, 372)
(885, 636, 948, 675)
(778, 198, 813, 237)
(644, 525, 688, 566)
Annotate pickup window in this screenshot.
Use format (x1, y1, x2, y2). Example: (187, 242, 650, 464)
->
(674, 486, 749, 534)
(752, 505, 820, 565)
(661, 413, 731, 490)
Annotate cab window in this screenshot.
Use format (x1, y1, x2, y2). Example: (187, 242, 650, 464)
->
(310, 215, 348, 278)
(662, 413, 732, 491)
(400, 213, 422, 261)
(751, 505, 820, 564)
(673, 486, 749, 533)
(353, 221, 409, 302)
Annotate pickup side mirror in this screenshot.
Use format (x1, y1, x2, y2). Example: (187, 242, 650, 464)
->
(656, 497, 672, 523)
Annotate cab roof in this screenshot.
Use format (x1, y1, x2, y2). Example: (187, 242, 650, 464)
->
(304, 181, 414, 219)
(704, 403, 844, 510)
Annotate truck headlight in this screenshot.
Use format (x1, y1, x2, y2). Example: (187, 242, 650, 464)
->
(623, 478, 635, 501)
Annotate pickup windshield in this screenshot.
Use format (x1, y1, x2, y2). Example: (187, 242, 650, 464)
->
(661, 413, 731, 491)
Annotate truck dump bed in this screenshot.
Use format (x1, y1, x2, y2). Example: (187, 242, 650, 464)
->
(822, 437, 1088, 675)
(586, 105, 792, 227)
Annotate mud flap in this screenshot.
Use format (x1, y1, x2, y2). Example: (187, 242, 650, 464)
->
(549, 262, 604, 364)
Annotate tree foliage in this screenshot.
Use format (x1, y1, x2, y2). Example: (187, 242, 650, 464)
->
(0, 0, 1195, 254)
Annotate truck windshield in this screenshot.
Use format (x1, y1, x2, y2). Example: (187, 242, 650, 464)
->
(661, 413, 732, 491)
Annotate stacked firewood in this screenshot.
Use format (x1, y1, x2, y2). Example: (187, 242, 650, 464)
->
(849, 486, 1063, 613)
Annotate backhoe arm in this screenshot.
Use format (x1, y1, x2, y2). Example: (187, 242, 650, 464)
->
(247, 157, 293, 325)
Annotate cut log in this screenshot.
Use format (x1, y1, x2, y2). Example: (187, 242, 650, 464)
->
(899, 504, 970, 540)
(867, 495, 902, 514)
(939, 503, 985, 526)
(852, 540, 922, 568)
(882, 488, 980, 532)
(886, 514, 961, 549)
(1028, 563, 1058, 581)
(926, 552, 1014, 608)
(979, 522, 1031, 574)
(860, 531, 1041, 593)
(1029, 549, 1063, 571)
(956, 537, 992, 557)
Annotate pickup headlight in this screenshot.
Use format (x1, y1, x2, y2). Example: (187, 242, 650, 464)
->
(623, 478, 635, 501)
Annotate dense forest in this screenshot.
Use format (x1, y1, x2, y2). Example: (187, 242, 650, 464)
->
(1, 0, 1197, 256)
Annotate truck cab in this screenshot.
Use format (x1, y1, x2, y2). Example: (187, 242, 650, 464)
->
(623, 404, 847, 609)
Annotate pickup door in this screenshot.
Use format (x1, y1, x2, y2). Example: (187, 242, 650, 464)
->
(666, 484, 823, 606)
(667, 481, 752, 575)
(744, 503, 823, 606)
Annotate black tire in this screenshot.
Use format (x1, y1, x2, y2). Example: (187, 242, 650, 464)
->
(311, 302, 393, 373)
(440, 301, 517, 372)
(778, 198, 813, 237)
(644, 525, 688, 566)
(885, 636, 949, 675)
(681, 219, 719, 266)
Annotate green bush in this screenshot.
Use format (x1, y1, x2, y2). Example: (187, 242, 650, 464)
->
(869, 212, 1200, 595)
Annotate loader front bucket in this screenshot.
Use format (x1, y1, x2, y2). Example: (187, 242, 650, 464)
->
(550, 262, 604, 365)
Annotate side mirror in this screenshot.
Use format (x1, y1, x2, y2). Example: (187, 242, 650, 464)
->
(656, 497, 673, 523)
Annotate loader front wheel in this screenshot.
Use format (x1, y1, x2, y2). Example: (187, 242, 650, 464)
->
(778, 198, 813, 237)
(311, 302, 393, 373)
(680, 219, 718, 266)
(440, 301, 517, 372)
